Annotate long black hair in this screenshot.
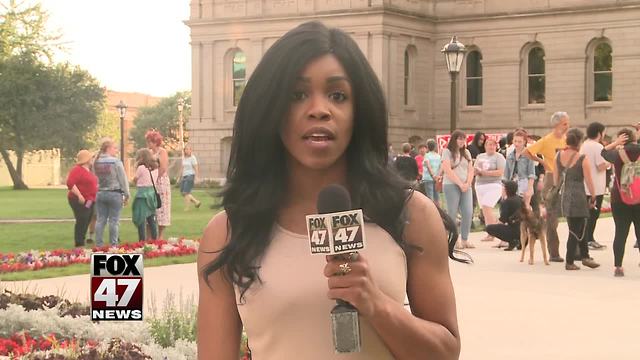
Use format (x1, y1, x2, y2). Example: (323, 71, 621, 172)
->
(447, 130, 471, 162)
(202, 21, 467, 299)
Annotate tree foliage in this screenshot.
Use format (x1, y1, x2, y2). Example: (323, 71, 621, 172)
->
(0, 0, 61, 61)
(130, 92, 191, 152)
(0, 1, 104, 189)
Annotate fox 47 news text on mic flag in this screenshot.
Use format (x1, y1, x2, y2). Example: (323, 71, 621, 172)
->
(306, 209, 366, 256)
(90, 253, 144, 321)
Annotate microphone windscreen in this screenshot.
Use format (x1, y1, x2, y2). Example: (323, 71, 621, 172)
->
(317, 184, 351, 214)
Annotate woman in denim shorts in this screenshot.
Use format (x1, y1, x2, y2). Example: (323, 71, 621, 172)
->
(180, 145, 201, 210)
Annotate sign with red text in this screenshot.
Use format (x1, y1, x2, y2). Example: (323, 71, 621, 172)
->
(90, 254, 143, 321)
(436, 133, 506, 153)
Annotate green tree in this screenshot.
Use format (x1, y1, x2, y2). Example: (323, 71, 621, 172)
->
(86, 105, 120, 151)
(0, 0, 61, 61)
(0, 56, 105, 189)
(130, 92, 191, 152)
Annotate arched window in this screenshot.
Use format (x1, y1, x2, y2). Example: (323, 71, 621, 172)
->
(232, 51, 246, 107)
(593, 42, 612, 102)
(404, 46, 416, 106)
(465, 50, 482, 106)
(528, 47, 545, 104)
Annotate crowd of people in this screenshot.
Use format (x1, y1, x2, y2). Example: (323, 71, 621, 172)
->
(65, 130, 202, 248)
(393, 113, 640, 276)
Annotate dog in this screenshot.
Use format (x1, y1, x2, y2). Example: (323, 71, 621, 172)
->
(519, 203, 550, 265)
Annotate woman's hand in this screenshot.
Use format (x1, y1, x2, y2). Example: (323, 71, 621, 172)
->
(460, 183, 469, 192)
(615, 133, 629, 146)
(324, 253, 385, 318)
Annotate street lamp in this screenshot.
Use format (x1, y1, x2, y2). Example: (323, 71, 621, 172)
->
(441, 36, 466, 133)
(177, 98, 185, 160)
(115, 100, 128, 163)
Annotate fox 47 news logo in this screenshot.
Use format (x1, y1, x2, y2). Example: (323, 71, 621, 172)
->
(90, 254, 143, 321)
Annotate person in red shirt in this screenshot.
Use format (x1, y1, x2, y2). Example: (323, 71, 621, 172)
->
(66, 149, 98, 247)
(415, 144, 427, 193)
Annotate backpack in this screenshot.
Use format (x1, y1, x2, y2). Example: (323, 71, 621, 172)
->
(617, 149, 640, 205)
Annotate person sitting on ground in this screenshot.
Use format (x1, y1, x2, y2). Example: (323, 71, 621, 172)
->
(485, 180, 522, 251)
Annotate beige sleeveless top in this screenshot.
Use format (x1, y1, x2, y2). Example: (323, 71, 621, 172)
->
(234, 223, 407, 360)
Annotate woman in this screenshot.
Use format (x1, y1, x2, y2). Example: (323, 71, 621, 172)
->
(442, 130, 475, 249)
(474, 137, 506, 243)
(180, 145, 202, 210)
(146, 130, 171, 239)
(66, 149, 98, 247)
(601, 128, 640, 277)
(485, 180, 522, 251)
(132, 148, 159, 241)
(468, 131, 486, 160)
(422, 139, 442, 202)
(93, 139, 130, 247)
(504, 129, 536, 207)
(554, 128, 600, 271)
(197, 22, 463, 360)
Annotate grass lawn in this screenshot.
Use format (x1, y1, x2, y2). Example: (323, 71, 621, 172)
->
(0, 187, 220, 253)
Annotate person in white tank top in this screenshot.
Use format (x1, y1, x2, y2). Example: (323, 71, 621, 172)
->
(196, 21, 465, 360)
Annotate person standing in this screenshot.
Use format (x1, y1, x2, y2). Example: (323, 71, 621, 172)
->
(504, 130, 536, 207)
(601, 129, 640, 277)
(580, 122, 609, 251)
(524, 111, 570, 262)
(394, 143, 419, 184)
(180, 145, 202, 210)
(442, 130, 475, 249)
(422, 139, 442, 202)
(132, 149, 159, 241)
(146, 130, 171, 239)
(66, 150, 98, 247)
(468, 132, 486, 160)
(93, 139, 130, 247)
(474, 137, 506, 243)
(555, 128, 600, 271)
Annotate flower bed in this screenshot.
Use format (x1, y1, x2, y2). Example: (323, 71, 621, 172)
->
(0, 238, 198, 273)
(0, 291, 251, 359)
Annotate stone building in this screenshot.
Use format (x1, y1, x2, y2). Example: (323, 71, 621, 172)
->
(186, 0, 640, 179)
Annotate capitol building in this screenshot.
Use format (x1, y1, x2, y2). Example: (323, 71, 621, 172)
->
(186, 0, 640, 179)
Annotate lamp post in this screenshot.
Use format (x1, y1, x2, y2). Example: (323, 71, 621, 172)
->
(115, 100, 128, 163)
(177, 98, 185, 161)
(441, 36, 466, 133)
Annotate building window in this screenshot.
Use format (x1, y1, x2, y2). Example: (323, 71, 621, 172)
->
(528, 47, 545, 104)
(403, 46, 416, 106)
(593, 42, 612, 102)
(404, 49, 409, 105)
(232, 51, 246, 107)
(465, 50, 482, 106)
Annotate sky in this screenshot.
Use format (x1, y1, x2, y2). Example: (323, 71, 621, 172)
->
(42, 0, 191, 97)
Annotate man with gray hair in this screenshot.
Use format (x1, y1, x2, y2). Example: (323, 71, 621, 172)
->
(524, 111, 570, 262)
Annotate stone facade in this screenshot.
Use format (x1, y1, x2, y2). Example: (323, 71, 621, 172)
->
(186, 0, 640, 179)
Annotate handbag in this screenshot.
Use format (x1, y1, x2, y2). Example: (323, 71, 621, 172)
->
(544, 152, 577, 208)
(149, 168, 162, 209)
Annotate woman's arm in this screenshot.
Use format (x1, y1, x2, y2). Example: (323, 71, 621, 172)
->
(582, 157, 596, 203)
(425, 158, 436, 179)
(158, 148, 169, 178)
(197, 212, 243, 359)
(465, 159, 474, 188)
(553, 153, 561, 187)
(325, 193, 459, 360)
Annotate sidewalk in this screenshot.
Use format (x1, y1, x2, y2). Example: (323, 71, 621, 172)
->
(2, 217, 638, 359)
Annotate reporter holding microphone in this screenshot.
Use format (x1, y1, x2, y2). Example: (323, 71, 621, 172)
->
(197, 22, 464, 360)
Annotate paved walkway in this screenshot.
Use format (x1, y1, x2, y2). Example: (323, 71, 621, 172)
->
(3, 217, 638, 359)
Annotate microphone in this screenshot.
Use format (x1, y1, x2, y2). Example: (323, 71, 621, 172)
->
(307, 184, 365, 353)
